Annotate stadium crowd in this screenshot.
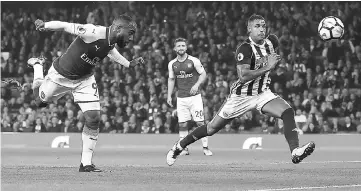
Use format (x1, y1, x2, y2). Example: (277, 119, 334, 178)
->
(1, 2, 361, 134)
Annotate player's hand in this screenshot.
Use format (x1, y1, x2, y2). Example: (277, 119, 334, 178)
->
(167, 96, 173, 107)
(190, 84, 200, 95)
(266, 54, 281, 70)
(34, 19, 46, 31)
(130, 57, 145, 67)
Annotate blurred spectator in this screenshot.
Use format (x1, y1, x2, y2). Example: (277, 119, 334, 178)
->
(338, 116, 357, 133)
(1, 1, 361, 135)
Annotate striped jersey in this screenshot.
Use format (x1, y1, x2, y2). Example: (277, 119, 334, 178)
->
(168, 55, 205, 98)
(230, 35, 279, 96)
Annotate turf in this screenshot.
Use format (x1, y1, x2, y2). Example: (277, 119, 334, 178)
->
(2, 145, 361, 191)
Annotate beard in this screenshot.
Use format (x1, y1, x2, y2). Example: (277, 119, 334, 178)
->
(176, 50, 186, 56)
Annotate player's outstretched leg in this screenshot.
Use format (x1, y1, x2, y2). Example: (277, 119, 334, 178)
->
(167, 115, 228, 166)
(261, 97, 315, 164)
(79, 110, 102, 172)
(27, 57, 48, 108)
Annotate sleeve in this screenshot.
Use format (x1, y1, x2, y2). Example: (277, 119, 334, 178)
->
(235, 43, 253, 65)
(71, 24, 107, 43)
(45, 21, 106, 43)
(168, 61, 175, 78)
(107, 48, 130, 68)
(193, 58, 205, 74)
(268, 34, 279, 50)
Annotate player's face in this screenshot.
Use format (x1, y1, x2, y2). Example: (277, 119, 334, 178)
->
(174, 42, 187, 56)
(116, 27, 135, 48)
(249, 19, 266, 42)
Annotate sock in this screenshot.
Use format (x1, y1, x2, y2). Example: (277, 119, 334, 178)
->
(179, 124, 208, 149)
(281, 108, 299, 152)
(81, 126, 99, 166)
(179, 130, 188, 140)
(33, 64, 44, 81)
(201, 137, 208, 148)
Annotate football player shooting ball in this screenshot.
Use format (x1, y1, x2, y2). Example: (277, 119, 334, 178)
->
(28, 15, 144, 172)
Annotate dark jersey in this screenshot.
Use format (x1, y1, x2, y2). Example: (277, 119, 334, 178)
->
(230, 34, 279, 96)
(168, 55, 205, 98)
(53, 24, 115, 80)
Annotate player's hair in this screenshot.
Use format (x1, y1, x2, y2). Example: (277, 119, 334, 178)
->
(173, 38, 187, 47)
(113, 14, 137, 29)
(247, 14, 266, 34)
(247, 14, 265, 27)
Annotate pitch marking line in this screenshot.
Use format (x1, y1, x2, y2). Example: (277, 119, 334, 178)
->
(270, 161, 361, 164)
(247, 184, 361, 191)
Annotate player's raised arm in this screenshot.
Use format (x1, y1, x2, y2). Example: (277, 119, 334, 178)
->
(167, 61, 176, 107)
(34, 19, 103, 43)
(190, 57, 207, 95)
(236, 43, 280, 83)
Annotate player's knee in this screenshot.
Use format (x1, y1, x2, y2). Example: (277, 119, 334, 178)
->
(179, 122, 188, 131)
(84, 110, 101, 130)
(195, 121, 205, 127)
(281, 108, 294, 119)
(206, 122, 218, 136)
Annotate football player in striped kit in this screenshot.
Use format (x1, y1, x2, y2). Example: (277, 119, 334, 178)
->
(167, 14, 315, 166)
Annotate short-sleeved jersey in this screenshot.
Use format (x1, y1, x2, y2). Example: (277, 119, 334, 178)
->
(230, 34, 279, 96)
(53, 24, 115, 80)
(168, 55, 205, 98)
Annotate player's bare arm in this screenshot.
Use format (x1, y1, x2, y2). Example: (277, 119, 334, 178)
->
(190, 58, 207, 95)
(236, 41, 280, 83)
(190, 71, 206, 95)
(167, 77, 175, 107)
(167, 61, 176, 107)
(237, 54, 280, 83)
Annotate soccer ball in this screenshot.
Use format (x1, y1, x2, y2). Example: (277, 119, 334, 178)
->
(318, 16, 344, 41)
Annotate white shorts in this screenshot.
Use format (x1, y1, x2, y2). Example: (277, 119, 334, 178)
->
(39, 65, 100, 112)
(176, 94, 204, 123)
(218, 90, 279, 119)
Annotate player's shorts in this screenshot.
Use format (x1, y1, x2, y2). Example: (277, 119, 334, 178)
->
(218, 90, 279, 119)
(176, 94, 204, 123)
(38, 65, 100, 112)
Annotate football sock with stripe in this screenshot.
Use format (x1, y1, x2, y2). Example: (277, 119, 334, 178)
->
(281, 108, 299, 152)
(179, 124, 208, 149)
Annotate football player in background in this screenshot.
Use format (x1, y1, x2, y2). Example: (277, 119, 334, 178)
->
(167, 38, 213, 156)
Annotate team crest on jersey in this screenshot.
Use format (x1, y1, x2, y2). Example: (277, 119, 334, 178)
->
(223, 111, 229, 118)
(77, 25, 86, 34)
(237, 53, 244, 61)
(188, 63, 192, 68)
